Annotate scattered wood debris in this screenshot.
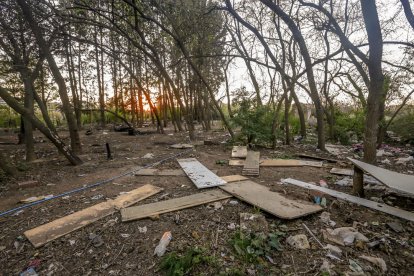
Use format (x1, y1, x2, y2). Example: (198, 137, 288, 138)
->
(242, 151, 260, 176)
(178, 158, 226, 189)
(231, 146, 247, 158)
(229, 159, 323, 168)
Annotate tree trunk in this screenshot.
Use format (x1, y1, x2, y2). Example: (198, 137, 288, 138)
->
(0, 86, 82, 165)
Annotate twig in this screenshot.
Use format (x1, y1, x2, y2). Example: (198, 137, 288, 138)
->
(291, 255, 297, 275)
(302, 223, 324, 248)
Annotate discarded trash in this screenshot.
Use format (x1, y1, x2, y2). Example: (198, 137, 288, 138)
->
(91, 194, 104, 200)
(20, 267, 37, 276)
(103, 218, 118, 228)
(227, 223, 236, 230)
(386, 221, 404, 233)
(322, 227, 368, 246)
(215, 160, 227, 165)
(20, 195, 54, 203)
(170, 144, 194, 149)
(229, 200, 238, 205)
(154, 231, 172, 257)
(320, 197, 327, 207)
(208, 201, 223, 210)
(319, 180, 328, 188)
(396, 156, 414, 165)
(325, 244, 342, 260)
(359, 255, 387, 273)
(320, 259, 335, 275)
(240, 213, 268, 233)
(120, 233, 130, 238)
(142, 153, 154, 159)
(335, 177, 352, 186)
(349, 259, 363, 273)
(320, 212, 336, 227)
(286, 234, 310, 249)
(12, 210, 24, 216)
(314, 196, 321, 204)
(89, 233, 104, 247)
(69, 240, 76, 246)
(138, 226, 147, 233)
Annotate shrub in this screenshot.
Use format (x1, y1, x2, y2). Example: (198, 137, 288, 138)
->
(333, 109, 365, 144)
(389, 109, 414, 143)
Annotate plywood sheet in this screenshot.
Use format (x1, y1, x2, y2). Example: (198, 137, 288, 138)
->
(219, 180, 322, 219)
(229, 159, 323, 168)
(330, 168, 353, 176)
(296, 154, 338, 163)
(243, 151, 260, 176)
(178, 158, 226, 189)
(24, 184, 162, 248)
(283, 178, 414, 222)
(349, 158, 414, 196)
(121, 189, 231, 221)
(232, 146, 247, 158)
(134, 169, 185, 176)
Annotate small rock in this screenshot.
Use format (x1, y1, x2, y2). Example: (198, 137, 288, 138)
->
(91, 194, 104, 200)
(120, 233, 130, 238)
(286, 234, 310, 249)
(138, 226, 147, 233)
(142, 153, 154, 159)
(322, 227, 368, 246)
(335, 177, 352, 186)
(229, 200, 238, 205)
(89, 233, 104, 247)
(325, 244, 342, 259)
(227, 223, 236, 230)
(320, 212, 336, 227)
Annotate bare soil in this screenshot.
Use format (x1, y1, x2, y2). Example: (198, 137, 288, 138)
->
(0, 125, 413, 275)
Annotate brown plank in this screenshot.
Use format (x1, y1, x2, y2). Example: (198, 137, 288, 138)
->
(24, 184, 162, 248)
(121, 190, 232, 222)
(221, 175, 249, 182)
(349, 158, 414, 196)
(283, 178, 414, 222)
(242, 151, 260, 176)
(231, 146, 248, 158)
(219, 180, 322, 219)
(296, 153, 338, 163)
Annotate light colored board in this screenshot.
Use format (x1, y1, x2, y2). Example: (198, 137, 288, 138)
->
(243, 151, 260, 176)
(232, 146, 247, 158)
(330, 168, 353, 176)
(219, 180, 323, 219)
(178, 158, 226, 189)
(221, 175, 249, 182)
(135, 169, 185, 176)
(229, 159, 323, 168)
(282, 178, 414, 222)
(121, 190, 231, 221)
(170, 143, 194, 149)
(349, 158, 414, 196)
(24, 184, 162, 248)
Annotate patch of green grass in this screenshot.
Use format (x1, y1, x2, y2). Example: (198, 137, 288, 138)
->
(229, 231, 285, 264)
(159, 247, 217, 276)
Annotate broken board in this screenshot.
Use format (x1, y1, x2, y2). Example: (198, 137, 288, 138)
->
(229, 159, 323, 168)
(170, 143, 194, 149)
(24, 184, 162, 248)
(178, 158, 226, 189)
(231, 146, 247, 158)
(296, 153, 338, 163)
(221, 175, 249, 182)
(330, 168, 353, 176)
(121, 189, 231, 221)
(219, 180, 323, 219)
(349, 158, 414, 196)
(282, 178, 414, 222)
(242, 151, 260, 176)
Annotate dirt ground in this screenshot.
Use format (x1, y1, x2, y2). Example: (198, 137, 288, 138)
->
(0, 125, 414, 275)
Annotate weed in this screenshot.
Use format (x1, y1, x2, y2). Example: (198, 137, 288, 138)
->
(159, 247, 216, 276)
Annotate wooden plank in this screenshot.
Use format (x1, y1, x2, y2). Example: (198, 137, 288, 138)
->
(330, 168, 353, 176)
(178, 158, 226, 189)
(221, 175, 249, 183)
(134, 169, 185, 176)
(219, 180, 323, 219)
(24, 184, 162, 248)
(229, 159, 323, 168)
(243, 151, 260, 176)
(231, 146, 247, 158)
(296, 153, 338, 163)
(121, 190, 231, 222)
(282, 178, 414, 222)
(349, 158, 414, 196)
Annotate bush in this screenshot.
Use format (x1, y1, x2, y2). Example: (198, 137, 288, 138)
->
(231, 100, 274, 145)
(389, 109, 414, 143)
(333, 109, 365, 145)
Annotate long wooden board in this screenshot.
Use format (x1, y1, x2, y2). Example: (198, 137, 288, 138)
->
(221, 175, 249, 182)
(242, 151, 260, 176)
(219, 180, 323, 219)
(178, 158, 226, 189)
(232, 146, 247, 158)
(121, 190, 231, 221)
(229, 159, 323, 168)
(24, 184, 162, 248)
(134, 169, 185, 176)
(282, 178, 414, 222)
(349, 158, 414, 196)
(330, 168, 353, 176)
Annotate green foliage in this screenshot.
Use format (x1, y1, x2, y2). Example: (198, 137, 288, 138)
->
(159, 247, 216, 276)
(333, 109, 365, 145)
(389, 108, 414, 143)
(229, 231, 284, 264)
(231, 97, 273, 145)
(0, 106, 19, 128)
